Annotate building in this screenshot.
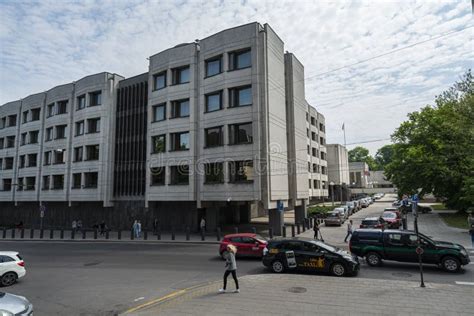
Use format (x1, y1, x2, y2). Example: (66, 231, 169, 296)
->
(349, 162, 371, 189)
(0, 22, 328, 233)
(367, 171, 396, 190)
(326, 144, 350, 202)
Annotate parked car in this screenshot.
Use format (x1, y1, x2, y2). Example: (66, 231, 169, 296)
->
(325, 211, 344, 226)
(346, 201, 356, 214)
(349, 229, 470, 272)
(0, 292, 33, 315)
(359, 217, 384, 229)
(360, 199, 369, 208)
(335, 207, 348, 219)
(382, 211, 401, 229)
(0, 252, 26, 287)
(262, 237, 359, 276)
(219, 233, 268, 258)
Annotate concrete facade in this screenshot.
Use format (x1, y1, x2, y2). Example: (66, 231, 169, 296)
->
(326, 144, 350, 202)
(349, 161, 371, 188)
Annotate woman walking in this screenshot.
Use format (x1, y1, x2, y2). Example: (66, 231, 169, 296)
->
(219, 244, 239, 293)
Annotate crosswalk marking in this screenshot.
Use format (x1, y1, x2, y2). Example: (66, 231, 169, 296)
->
(455, 281, 474, 286)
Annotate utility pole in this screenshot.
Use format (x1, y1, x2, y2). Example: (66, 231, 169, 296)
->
(413, 195, 425, 288)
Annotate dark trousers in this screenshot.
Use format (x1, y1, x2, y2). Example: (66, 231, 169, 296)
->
(402, 218, 407, 230)
(344, 231, 352, 242)
(223, 270, 239, 290)
(313, 230, 319, 239)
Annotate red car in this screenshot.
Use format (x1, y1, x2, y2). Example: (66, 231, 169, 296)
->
(382, 211, 401, 229)
(219, 233, 268, 258)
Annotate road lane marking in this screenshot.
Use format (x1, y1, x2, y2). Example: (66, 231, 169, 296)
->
(455, 281, 474, 286)
(124, 290, 186, 313)
(133, 297, 145, 302)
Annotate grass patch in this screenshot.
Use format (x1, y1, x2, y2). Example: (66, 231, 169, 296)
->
(431, 204, 448, 211)
(439, 211, 469, 229)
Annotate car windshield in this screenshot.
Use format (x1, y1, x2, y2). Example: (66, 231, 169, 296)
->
(362, 220, 377, 225)
(383, 212, 396, 219)
(313, 241, 337, 253)
(328, 213, 339, 218)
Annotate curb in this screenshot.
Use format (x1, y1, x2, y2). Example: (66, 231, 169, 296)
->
(0, 239, 220, 245)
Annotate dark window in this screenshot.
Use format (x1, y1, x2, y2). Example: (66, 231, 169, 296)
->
(229, 160, 254, 183)
(0, 138, 3, 149)
(6, 136, 15, 148)
(86, 145, 100, 161)
(170, 165, 189, 185)
(87, 118, 100, 133)
(319, 123, 325, 132)
(29, 130, 39, 144)
(320, 137, 325, 145)
(47, 103, 55, 117)
(25, 177, 35, 190)
(20, 133, 27, 146)
(2, 179, 12, 191)
(52, 175, 64, 190)
(171, 66, 190, 84)
(312, 148, 317, 157)
(17, 178, 23, 191)
(229, 122, 253, 145)
(205, 126, 223, 147)
(229, 86, 252, 108)
(170, 132, 190, 151)
(311, 132, 316, 141)
(45, 127, 53, 141)
(43, 151, 51, 165)
(321, 152, 326, 160)
(84, 172, 98, 188)
(152, 103, 166, 122)
(170, 99, 190, 118)
(54, 149, 65, 164)
(321, 166, 327, 175)
(205, 56, 222, 77)
(205, 91, 222, 112)
(311, 117, 316, 126)
(150, 167, 165, 186)
(312, 164, 319, 173)
(57, 100, 68, 114)
(22, 111, 28, 124)
(31, 108, 41, 121)
(56, 125, 67, 139)
(4, 157, 14, 169)
(229, 237, 242, 243)
(27, 153, 37, 167)
(0, 117, 5, 129)
(204, 163, 224, 184)
(72, 173, 81, 189)
(388, 233, 404, 246)
(0, 158, 2, 169)
(73, 146, 83, 162)
(229, 49, 251, 70)
(153, 71, 167, 90)
(282, 241, 303, 251)
(308, 179, 311, 188)
(19, 155, 25, 168)
(89, 91, 102, 106)
(77, 95, 86, 110)
(7, 115, 17, 127)
(151, 135, 166, 153)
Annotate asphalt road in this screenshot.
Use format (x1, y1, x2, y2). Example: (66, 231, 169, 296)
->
(1, 198, 473, 315)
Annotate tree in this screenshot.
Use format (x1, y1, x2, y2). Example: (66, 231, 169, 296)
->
(374, 144, 395, 170)
(348, 146, 377, 170)
(385, 70, 474, 211)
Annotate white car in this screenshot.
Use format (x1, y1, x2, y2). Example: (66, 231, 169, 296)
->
(0, 292, 33, 315)
(0, 252, 26, 287)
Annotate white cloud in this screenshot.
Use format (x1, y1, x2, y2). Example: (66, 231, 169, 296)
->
(0, 0, 472, 154)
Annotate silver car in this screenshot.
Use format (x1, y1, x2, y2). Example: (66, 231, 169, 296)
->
(0, 292, 33, 315)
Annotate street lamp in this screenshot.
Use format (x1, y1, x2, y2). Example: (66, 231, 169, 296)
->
(330, 182, 335, 206)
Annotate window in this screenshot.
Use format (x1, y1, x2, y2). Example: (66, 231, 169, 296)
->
(0, 138, 3, 149)
(89, 91, 102, 106)
(86, 145, 100, 161)
(57, 100, 68, 114)
(205, 91, 222, 112)
(320, 152, 326, 160)
(282, 241, 303, 251)
(308, 179, 311, 188)
(205, 56, 222, 77)
(72, 173, 82, 189)
(42, 176, 50, 190)
(170, 165, 189, 185)
(319, 123, 325, 132)
(31, 108, 41, 121)
(56, 125, 67, 139)
(75, 121, 84, 136)
(77, 95, 86, 110)
(17, 178, 23, 191)
(321, 166, 327, 175)
(229, 49, 251, 70)
(4, 157, 14, 169)
(205, 126, 223, 147)
(312, 148, 317, 157)
(311, 132, 316, 141)
(229, 160, 254, 183)
(29, 130, 39, 144)
(19, 155, 25, 168)
(25, 177, 35, 191)
(311, 117, 316, 126)
(229, 86, 252, 108)
(6, 136, 15, 148)
(47, 103, 55, 117)
(53, 149, 65, 164)
(152, 104, 166, 122)
(73, 146, 83, 162)
(153, 71, 167, 90)
(43, 151, 51, 166)
(3, 179, 12, 191)
(84, 172, 98, 188)
(150, 167, 165, 186)
(170, 99, 190, 118)
(87, 118, 100, 133)
(21, 133, 27, 146)
(7, 115, 17, 127)
(229, 122, 253, 145)
(22, 111, 28, 124)
(0, 158, 2, 169)
(151, 135, 166, 153)
(388, 233, 403, 246)
(170, 132, 189, 151)
(45, 127, 53, 141)
(204, 163, 224, 184)
(312, 164, 319, 173)
(27, 154, 37, 167)
(314, 180, 321, 189)
(171, 66, 190, 85)
(320, 137, 325, 145)
(52, 175, 64, 190)
(0, 117, 5, 129)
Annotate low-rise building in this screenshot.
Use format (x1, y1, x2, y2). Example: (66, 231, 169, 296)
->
(326, 144, 350, 202)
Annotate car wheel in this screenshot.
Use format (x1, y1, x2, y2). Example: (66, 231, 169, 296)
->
(442, 256, 460, 272)
(271, 260, 285, 273)
(1, 272, 17, 287)
(330, 263, 346, 277)
(366, 252, 382, 267)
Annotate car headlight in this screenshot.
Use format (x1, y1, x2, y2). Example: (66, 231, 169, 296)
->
(460, 249, 468, 257)
(0, 310, 14, 316)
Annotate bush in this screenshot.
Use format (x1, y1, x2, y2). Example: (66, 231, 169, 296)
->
(308, 205, 334, 218)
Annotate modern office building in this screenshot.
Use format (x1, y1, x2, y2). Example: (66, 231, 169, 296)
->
(0, 22, 328, 233)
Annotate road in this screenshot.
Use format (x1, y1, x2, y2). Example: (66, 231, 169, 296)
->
(0, 196, 473, 315)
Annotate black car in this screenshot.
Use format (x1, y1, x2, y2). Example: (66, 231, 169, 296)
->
(262, 237, 359, 277)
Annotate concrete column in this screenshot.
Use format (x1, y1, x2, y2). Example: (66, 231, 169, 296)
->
(232, 205, 241, 224)
(205, 207, 219, 232)
(269, 208, 284, 236)
(294, 200, 307, 224)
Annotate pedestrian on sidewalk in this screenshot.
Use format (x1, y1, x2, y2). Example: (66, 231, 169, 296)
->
(470, 224, 474, 248)
(313, 221, 320, 240)
(200, 217, 206, 235)
(153, 218, 159, 235)
(132, 220, 139, 238)
(77, 220, 83, 233)
(99, 221, 106, 236)
(137, 220, 142, 238)
(219, 244, 239, 293)
(344, 220, 353, 243)
(72, 220, 77, 233)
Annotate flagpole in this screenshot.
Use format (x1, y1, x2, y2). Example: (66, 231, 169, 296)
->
(343, 122, 347, 148)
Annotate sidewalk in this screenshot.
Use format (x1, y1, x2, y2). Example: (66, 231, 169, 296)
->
(126, 274, 474, 315)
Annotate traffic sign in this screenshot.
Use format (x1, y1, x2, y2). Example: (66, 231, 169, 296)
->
(416, 247, 424, 255)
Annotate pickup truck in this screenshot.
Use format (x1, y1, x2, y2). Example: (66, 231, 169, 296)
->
(349, 229, 470, 272)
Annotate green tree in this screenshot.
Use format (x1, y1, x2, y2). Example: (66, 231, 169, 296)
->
(385, 70, 474, 210)
(374, 144, 395, 170)
(348, 146, 377, 170)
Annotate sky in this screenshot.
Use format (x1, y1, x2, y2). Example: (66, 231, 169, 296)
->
(0, 0, 472, 154)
